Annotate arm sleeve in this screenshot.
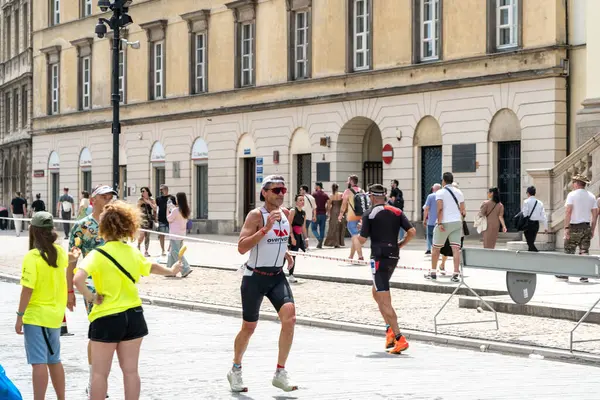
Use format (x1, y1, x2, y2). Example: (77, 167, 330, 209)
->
(167, 207, 178, 223)
(399, 213, 413, 232)
(359, 214, 370, 238)
(521, 199, 529, 215)
(138, 252, 152, 277)
(79, 251, 97, 276)
(565, 193, 573, 206)
(20, 252, 37, 289)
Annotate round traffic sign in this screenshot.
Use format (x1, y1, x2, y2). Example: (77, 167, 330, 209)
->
(382, 144, 394, 164)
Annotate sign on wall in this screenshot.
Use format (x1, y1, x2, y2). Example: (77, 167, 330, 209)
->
(48, 151, 60, 170)
(151, 142, 166, 163)
(80, 148, 92, 169)
(452, 144, 477, 173)
(191, 138, 208, 160)
(382, 144, 394, 164)
(316, 162, 330, 182)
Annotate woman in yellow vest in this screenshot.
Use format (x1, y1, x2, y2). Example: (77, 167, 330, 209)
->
(15, 211, 79, 400)
(73, 201, 181, 400)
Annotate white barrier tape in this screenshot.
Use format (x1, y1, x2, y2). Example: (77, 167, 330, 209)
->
(0, 216, 433, 272)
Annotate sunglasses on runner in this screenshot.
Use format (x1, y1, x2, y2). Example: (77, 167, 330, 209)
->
(268, 187, 287, 195)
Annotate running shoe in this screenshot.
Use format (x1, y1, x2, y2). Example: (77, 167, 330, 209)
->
(181, 269, 193, 278)
(272, 369, 298, 392)
(227, 368, 247, 392)
(450, 274, 460, 283)
(388, 335, 409, 354)
(385, 327, 396, 349)
(288, 275, 297, 283)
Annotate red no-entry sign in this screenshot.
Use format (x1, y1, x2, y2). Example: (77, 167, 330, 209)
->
(382, 144, 394, 164)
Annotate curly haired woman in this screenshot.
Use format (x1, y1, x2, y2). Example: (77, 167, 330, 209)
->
(73, 201, 181, 400)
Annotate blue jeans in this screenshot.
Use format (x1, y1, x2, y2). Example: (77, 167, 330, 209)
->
(311, 214, 327, 242)
(168, 239, 190, 274)
(426, 224, 435, 252)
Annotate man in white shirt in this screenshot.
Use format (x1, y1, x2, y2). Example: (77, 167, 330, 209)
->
(427, 172, 465, 282)
(521, 186, 548, 252)
(299, 185, 315, 248)
(562, 174, 598, 282)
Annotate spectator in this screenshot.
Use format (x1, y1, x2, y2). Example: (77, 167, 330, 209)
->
(0, 204, 8, 230)
(299, 185, 316, 249)
(311, 182, 329, 249)
(137, 187, 156, 257)
(324, 183, 345, 248)
(11, 192, 27, 237)
(422, 183, 441, 255)
(77, 191, 90, 220)
(389, 180, 405, 240)
(521, 186, 548, 252)
(156, 184, 176, 257)
(31, 194, 46, 215)
(57, 188, 74, 240)
(288, 194, 308, 283)
(478, 187, 507, 249)
(338, 175, 365, 262)
(166, 192, 192, 278)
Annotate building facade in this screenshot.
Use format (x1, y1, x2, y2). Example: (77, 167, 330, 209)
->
(0, 0, 32, 208)
(31, 0, 580, 233)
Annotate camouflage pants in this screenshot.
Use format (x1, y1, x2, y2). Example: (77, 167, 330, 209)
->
(564, 223, 592, 255)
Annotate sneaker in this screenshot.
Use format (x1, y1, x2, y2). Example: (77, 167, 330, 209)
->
(425, 250, 431, 255)
(580, 277, 589, 283)
(181, 269, 193, 278)
(385, 328, 395, 349)
(288, 275, 297, 283)
(555, 275, 569, 281)
(227, 368, 247, 392)
(388, 335, 409, 354)
(438, 265, 447, 276)
(450, 274, 460, 283)
(424, 272, 437, 280)
(272, 369, 298, 392)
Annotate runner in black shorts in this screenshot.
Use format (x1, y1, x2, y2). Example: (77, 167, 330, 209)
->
(228, 175, 298, 393)
(358, 184, 416, 354)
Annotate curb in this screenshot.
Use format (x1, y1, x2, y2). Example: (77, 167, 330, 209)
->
(1, 272, 599, 366)
(186, 263, 509, 297)
(459, 296, 600, 325)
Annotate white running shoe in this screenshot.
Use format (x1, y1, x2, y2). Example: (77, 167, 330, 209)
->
(227, 368, 247, 392)
(272, 369, 298, 392)
(288, 275, 297, 283)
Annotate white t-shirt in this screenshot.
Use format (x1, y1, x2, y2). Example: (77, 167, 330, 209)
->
(435, 185, 464, 223)
(565, 189, 597, 224)
(303, 193, 315, 219)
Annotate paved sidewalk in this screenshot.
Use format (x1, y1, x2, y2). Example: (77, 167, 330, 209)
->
(1, 281, 599, 400)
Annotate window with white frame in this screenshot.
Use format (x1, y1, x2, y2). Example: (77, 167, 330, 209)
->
(154, 41, 164, 99)
(240, 23, 254, 86)
(83, 0, 92, 17)
(81, 56, 90, 110)
(118, 50, 126, 103)
(496, 0, 518, 48)
(195, 33, 206, 93)
(420, 0, 440, 61)
(50, 63, 59, 114)
(294, 11, 309, 79)
(51, 0, 60, 25)
(352, 0, 370, 71)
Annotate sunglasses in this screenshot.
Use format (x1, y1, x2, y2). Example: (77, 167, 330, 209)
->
(268, 187, 287, 195)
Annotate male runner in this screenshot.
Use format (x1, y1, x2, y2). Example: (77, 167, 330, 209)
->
(358, 184, 416, 354)
(67, 185, 116, 399)
(228, 175, 297, 393)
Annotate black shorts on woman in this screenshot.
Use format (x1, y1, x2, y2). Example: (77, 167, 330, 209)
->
(88, 306, 149, 343)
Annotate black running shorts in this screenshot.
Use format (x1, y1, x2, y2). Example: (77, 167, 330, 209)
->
(370, 258, 397, 292)
(241, 267, 295, 322)
(88, 306, 149, 343)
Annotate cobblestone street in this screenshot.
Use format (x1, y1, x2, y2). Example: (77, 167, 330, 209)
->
(2, 281, 599, 399)
(1, 232, 599, 354)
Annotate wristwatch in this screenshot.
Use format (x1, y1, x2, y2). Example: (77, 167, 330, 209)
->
(16, 311, 24, 317)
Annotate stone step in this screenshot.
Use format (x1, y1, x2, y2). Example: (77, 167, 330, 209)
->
(506, 240, 555, 251)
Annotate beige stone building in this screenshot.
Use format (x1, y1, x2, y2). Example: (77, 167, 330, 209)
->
(0, 0, 32, 208)
(29, 0, 587, 237)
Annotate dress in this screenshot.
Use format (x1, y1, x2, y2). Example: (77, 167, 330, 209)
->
(480, 200, 504, 249)
(324, 199, 345, 247)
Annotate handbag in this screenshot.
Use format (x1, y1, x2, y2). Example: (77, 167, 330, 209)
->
(446, 188, 470, 236)
(513, 200, 538, 232)
(473, 202, 498, 234)
(95, 248, 136, 284)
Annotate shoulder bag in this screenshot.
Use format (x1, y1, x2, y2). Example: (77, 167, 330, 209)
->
(445, 188, 470, 236)
(514, 200, 537, 232)
(95, 248, 136, 284)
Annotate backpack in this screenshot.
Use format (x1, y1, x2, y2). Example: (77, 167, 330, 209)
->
(349, 188, 370, 216)
(61, 199, 72, 212)
(0, 364, 23, 400)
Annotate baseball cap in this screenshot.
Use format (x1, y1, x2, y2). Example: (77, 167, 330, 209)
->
(92, 185, 118, 198)
(30, 212, 54, 229)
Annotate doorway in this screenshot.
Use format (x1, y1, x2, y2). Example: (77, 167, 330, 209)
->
(296, 154, 311, 193)
(51, 172, 59, 216)
(497, 141, 521, 232)
(243, 157, 256, 219)
(420, 146, 442, 220)
(196, 164, 208, 219)
(154, 166, 165, 196)
(82, 170, 92, 193)
(363, 161, 382, 188)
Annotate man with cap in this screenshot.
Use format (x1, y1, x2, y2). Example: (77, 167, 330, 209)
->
(68, 184, 116, 399)
(357, 184, 416, 354)
(227, 175, 297, 393)
(561, 174, 598, 282)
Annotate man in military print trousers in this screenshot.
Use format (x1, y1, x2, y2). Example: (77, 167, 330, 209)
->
(564, 223, 592, 255)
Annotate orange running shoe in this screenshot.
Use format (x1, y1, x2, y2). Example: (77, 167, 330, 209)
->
(385, 328, 396, 349)
(388, 335, 409, 354)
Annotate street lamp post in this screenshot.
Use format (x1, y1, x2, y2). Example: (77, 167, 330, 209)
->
(95, 1, 135, 195)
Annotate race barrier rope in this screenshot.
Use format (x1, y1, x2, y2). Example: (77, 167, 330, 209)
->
(1, 216, 436, 272)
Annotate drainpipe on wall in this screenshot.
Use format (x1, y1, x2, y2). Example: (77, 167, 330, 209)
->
(565, 0, 571, 155)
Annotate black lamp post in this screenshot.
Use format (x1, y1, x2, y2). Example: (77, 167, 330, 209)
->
(95, 0, 134, 195)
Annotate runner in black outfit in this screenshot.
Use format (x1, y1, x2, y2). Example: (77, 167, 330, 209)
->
(358, 184, 416, 354)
